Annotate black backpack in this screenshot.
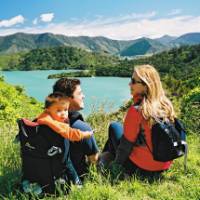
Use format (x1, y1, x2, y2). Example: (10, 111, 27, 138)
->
(138, 118, 188, 170)
(16, 118, 68, 194)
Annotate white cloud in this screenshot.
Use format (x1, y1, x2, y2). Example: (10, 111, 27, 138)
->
(32, 13, 54, 25)
(1, 12, 200, 40)
(86, 11, 156, 27)
(33, 18, 38, 25)
(40, 13, 54, 23)
(168, 9, 182, 16)
(0, 15, 25, 28)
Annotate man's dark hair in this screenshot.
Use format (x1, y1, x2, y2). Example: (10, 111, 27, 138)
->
(53, 78, 81, 98)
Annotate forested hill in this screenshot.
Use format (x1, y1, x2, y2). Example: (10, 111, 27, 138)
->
(0, 32, 131, 55)
(95, 44, 200, 98)
(1, 32, 200, 56)
(0, 46, 119, 70)
(1, 43, 200, 75)
(96, 44, 200, 78)
(134, 44, 200, 78)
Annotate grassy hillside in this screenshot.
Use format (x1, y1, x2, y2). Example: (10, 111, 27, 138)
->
(0, 88, 199, 199)
(0, 77, 42, 198)
(0, 77, 42, 124)
(0, 45, 199, 199)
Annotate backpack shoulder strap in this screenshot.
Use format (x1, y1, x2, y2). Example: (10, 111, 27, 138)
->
(139, 123, 152, 154)
(132, 105, 152, 153)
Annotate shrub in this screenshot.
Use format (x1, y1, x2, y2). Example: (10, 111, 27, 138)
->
(180, 87, 200, 134)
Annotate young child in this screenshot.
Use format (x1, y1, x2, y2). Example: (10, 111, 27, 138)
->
(37, 92, 93, 185)
(37, 92, 92, 141)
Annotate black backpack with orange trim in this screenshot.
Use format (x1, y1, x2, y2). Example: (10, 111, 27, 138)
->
(17, 118, 68, 194)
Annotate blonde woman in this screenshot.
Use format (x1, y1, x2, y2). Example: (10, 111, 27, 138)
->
(101, 64, 175, 180)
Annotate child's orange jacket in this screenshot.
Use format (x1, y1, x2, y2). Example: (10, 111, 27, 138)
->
(37, 112, 85, 141)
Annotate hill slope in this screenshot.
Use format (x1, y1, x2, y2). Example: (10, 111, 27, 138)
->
(1, 32, 200, 57)
(155, 35, 177, 45)
(120, 38, 166, 56)
(172, 32, 200, 45)
(0, 44, 199, 199)
(0, 32, 131, 55)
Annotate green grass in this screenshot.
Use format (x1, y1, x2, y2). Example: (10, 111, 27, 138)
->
(0, 109, 200, 200)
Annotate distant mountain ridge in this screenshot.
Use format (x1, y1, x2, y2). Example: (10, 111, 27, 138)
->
(1, 32, 200, 56)
(171, 32, 200, 45)
(155, 35, 177, 45)
(0, 32, 131, 55)
(120, 37, 166, 56)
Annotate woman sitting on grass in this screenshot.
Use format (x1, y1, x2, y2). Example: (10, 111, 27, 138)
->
(101, 64, 175, 180)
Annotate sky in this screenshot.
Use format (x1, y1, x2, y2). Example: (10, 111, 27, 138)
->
(0, 0, 200, 40)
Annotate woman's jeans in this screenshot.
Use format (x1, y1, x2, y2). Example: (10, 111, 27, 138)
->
(103, 122, 162, 180)
(103, 121, 123, 155)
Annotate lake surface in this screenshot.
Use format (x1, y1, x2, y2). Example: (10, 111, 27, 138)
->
(1, 70, 131, 115)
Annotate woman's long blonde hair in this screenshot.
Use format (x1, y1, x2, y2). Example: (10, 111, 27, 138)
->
(134, 64, 175, 123)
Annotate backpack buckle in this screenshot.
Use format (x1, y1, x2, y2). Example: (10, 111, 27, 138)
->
(47, 146, 62, 157)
